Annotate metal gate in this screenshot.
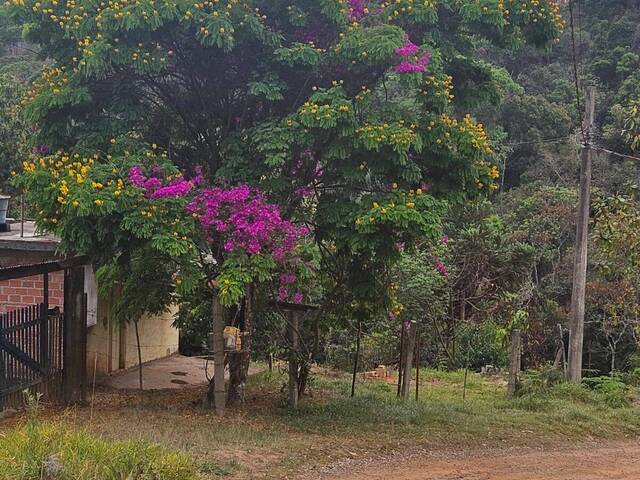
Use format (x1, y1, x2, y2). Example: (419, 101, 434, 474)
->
(0, 258, 88, 410)
(0, 304, 64, 409)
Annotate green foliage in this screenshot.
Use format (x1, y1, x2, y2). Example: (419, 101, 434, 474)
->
(453, 321, 508, 369)
(0, 73, 32, 192)
(582, 375, 631, 408)
(7, 0, 564, 325)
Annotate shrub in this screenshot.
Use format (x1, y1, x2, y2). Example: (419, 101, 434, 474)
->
(517, 365, 566, 396)
(453, 322, 508, 370)
(581, 375, 631, 408)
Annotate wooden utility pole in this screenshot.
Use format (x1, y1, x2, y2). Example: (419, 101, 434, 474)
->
(567, 86, 596, 383)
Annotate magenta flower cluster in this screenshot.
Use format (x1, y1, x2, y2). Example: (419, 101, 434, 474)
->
(434, 260, 448, 277)
(394, 39, 432, 74)
(128, 165, 203, 199)
(185, 185, 309, 259)
(128, 164, 309, 304)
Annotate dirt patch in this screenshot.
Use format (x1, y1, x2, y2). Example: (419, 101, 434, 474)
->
(307, 440, 640, 480)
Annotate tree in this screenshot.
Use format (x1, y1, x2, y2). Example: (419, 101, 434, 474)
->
(10, 0, 564, 406)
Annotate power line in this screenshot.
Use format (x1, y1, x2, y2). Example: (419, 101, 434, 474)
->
(507, 136, 572, 146)
(592, 145, 640, 163)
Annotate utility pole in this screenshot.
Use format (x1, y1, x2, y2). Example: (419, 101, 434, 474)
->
(567, 86, 596, 383)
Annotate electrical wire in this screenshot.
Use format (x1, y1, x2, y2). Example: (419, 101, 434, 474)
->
(507, 136, 573, 147)
(591, 145, 640, 163)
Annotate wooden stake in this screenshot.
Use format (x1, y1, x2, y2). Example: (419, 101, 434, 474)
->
(462, 342, 470, 401)
(401, 321, 417, 399)
(288, 310, 299, 409)
(212, 293, 226, 416)
(568, 86, 596, 383)
(415, 333, 420, 402)
(507, 329, 522, 399)
(134, 320, 143, 392)
(397, 322, 404, 398)
(351, 321, 361, 398)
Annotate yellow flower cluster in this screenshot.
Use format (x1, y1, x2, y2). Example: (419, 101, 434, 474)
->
(422, 74, 454, 102)
(22, 66, 69, 106)
(427, 113, 492, 156)
(356, 120, 417, 150)
(354, 188, 424, 226)
(500, 0, 564, 32)
(377, 0, 438, 23)
(299, 100, 351, 122)
(475, 160, 501, 191)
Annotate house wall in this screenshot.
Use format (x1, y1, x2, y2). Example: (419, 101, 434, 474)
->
(0, 247, 179, 377)
(0, 249, 64, 312)
(85, 294, 179, 376)
(0, 272, 65, 313)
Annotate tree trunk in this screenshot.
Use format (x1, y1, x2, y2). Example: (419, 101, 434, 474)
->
(610, 344, 616, 374)
(228, 284, 255, 405)
(209, 293, 226, 416)
(401, 322, 417, 399)
(507, 329, 522, 400)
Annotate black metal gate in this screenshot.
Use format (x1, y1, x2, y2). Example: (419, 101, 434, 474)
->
(0, 257, 89, 410)
(0, 304, 64, 409)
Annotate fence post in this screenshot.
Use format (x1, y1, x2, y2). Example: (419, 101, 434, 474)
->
(63, 266, 86, 404)
(288, 310, 299, 409)
(401, 321, 417, 399)
(507, 329, 522, 400)
(39, 273, 49, 372)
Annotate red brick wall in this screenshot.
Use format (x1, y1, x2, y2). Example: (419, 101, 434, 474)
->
(0, 272, 64, 313)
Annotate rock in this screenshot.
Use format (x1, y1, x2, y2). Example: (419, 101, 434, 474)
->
(0, 408, 17, 420)
(43, 454, 63, 480)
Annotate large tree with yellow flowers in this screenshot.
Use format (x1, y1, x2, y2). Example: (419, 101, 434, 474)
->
(8, 0, 563, 404)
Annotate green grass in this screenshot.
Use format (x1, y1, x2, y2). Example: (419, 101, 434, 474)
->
(265, 368, 640, 442)
(0, 421, 198, 480)
(3, 368, 639, 479)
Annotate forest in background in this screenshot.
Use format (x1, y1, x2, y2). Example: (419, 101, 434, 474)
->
(2, 0, 640, 378)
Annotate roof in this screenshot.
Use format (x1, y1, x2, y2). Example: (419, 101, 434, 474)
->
(0, 220, 59, 252)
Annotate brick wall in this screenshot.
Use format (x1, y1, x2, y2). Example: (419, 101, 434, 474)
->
(0, 272, 64, 313)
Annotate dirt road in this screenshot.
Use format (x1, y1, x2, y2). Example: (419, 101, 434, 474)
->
(314, 441, 640, 480)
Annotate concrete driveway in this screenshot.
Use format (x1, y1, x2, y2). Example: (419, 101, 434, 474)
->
(100, 355, 213, 390)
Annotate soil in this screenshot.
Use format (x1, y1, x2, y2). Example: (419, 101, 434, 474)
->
(309, 440, 640, 480)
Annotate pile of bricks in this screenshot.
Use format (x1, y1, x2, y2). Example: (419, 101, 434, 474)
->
(361, 365, 396, 384)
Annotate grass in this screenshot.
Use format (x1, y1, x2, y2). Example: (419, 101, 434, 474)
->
(2, 368, 640, 479)
(0, 420, 198, 480)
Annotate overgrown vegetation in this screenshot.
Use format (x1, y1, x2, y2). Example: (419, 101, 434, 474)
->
(4, 369, 639, 479)
(0, 394, 198, 480)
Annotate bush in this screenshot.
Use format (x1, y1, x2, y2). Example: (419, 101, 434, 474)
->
(581, 375, 631, 408)
(517, 365, 566, 396)
(453, 322, 508, 370)
(0, 422, 198, 480)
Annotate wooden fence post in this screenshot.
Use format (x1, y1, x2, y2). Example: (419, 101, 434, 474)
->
(288, 310, 299, 409)
(212, 293, 226, 417)
(507, 329, 522, 400)
(63, 266, 86, 404)
(401, 321, 417, 399)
